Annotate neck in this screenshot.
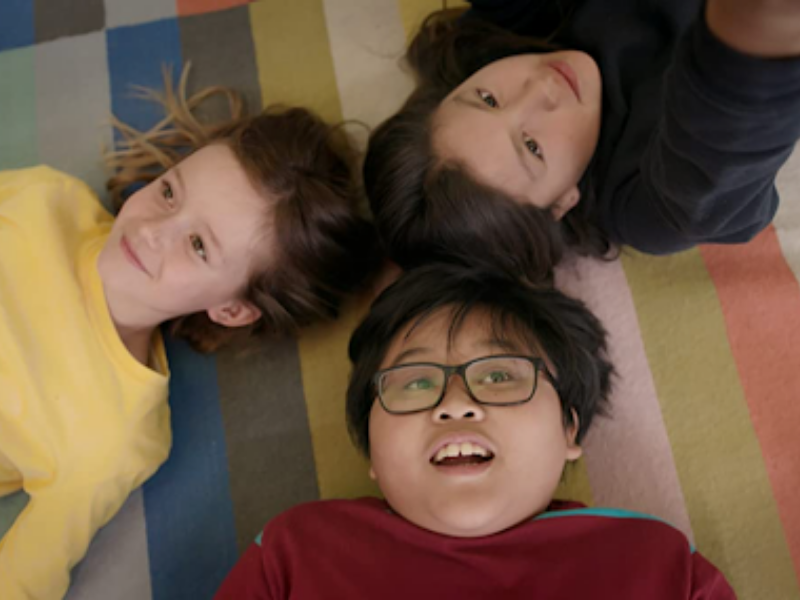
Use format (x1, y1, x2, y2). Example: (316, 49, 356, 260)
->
(116, 322, 158, 366)
(102, 286, 163, 366)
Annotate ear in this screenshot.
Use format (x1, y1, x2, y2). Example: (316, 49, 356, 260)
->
(368, 465, 377, 481)
(565, 408, 583, 461)
(206, 299, 262, 328)
(550, 185, 580, 221)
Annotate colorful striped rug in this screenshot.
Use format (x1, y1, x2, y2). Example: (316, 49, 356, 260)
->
(1, 1, 798, 599)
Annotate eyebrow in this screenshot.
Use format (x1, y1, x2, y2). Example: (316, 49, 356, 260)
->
(390, 347, 430, 366)
(452, 93, 539, 182)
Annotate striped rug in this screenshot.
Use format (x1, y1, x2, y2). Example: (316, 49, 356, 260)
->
(0, 1, 798, 599)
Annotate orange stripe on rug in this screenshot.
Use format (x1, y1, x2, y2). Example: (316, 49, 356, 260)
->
(701, 226, 800, 585)
(177, 0, 252, 17)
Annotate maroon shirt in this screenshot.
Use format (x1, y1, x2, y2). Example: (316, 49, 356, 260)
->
(215, 497, 735, 599)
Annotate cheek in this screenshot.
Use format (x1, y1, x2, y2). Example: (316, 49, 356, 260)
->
(368, 409, 419, 486)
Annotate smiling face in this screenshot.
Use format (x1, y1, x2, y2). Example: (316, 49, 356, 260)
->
(368, 307, 582, 538)
(98, 144, 271, 331)
(433, 51, 602, 219)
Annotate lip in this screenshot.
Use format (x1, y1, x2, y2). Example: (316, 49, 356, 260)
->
(428, 433, 496, 462)
(121, 236, 149, 276)
(549, 61, 581, 101)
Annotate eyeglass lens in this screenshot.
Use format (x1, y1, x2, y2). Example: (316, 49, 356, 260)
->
(379, 357, 536, 413)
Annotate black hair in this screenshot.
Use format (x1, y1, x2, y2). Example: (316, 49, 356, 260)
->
(346, 263, 614, 456)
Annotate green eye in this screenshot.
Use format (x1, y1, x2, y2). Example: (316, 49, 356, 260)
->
(190, 234, 207, 261)
(405, 379, 433, 391)
(483, 371, 512, 384)
(478, 89, 498, 108)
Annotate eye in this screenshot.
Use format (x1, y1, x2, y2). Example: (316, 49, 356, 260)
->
(161, 180, 175, 207)
(404, 378, 434, 391)
(477, 89, 498, 108)
(190, 234, 208, 262)
(524, 135, 544, 160)
(479, 371, 513, 385)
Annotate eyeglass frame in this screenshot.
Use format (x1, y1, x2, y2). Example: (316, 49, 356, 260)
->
(372, 354, 557, 415)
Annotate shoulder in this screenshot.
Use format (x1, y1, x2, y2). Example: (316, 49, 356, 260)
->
(258, 498, 389, 544)
(268, 497, 387, 527)
(533, 505, 695, 554)
(0, 166, 105, 219)
(0, 166, 90, 194)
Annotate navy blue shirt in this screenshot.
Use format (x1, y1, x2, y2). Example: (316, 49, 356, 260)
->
(468, 0, 800, 253)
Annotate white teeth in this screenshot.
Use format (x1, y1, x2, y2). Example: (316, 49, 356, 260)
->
(433, 442, 492, 463)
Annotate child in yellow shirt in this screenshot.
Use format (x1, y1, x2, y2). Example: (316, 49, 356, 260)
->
(0, 79, 377, 599)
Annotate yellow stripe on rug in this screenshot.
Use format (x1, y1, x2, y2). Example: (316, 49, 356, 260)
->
(249, 0, 342, 122)
(298, 297, 378, 500)
(396, 0, 469, 42)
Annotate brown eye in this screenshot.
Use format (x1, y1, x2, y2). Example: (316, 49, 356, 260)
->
(190, 234, 207, 262)
(477, 89, 498, 108)
(161, 181, 175, 206)
(524, 135, 544, 160)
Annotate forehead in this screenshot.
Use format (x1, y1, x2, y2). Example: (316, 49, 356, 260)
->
(380, 306, 537, 367)
(178, 144, 273, 258)
(434, 103, 546, 209)
(434, 102, 531, 193)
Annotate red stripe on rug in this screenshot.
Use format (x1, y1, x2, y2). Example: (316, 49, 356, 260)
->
(176, 0, 252, 17)
(701, 226, 800, 579)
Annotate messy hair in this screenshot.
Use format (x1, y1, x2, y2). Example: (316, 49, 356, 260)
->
(107, 66, 380, 352)
(346, 263, 614, 455)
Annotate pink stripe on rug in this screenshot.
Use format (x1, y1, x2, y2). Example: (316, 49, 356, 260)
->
(557, 256, 693, 542)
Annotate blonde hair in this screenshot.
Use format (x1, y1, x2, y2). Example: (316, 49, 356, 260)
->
(105, 64, 244, 208)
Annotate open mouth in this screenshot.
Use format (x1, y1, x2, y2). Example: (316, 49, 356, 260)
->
(430, 442, 495, 467)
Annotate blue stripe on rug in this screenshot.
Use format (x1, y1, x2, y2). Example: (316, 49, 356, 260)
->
(0, 0, 34, 51)
(143, 337, 238, 600)
(106, 17, 183, 141)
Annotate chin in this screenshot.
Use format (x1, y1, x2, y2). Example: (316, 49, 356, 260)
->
(423, 506, 518, 538)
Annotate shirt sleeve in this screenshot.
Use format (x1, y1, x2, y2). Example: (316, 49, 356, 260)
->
(604, 12, 800, 254)
(0, 475, 140, 600)
(215, 538, 274, 600)
(690, 551, 737, 599)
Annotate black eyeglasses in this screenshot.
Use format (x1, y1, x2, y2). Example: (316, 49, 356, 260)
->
(373, 355, 555, 415)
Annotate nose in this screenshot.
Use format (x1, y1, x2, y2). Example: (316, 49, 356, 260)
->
(432, 376, 486, 423)
(511, 71, 560, 117)
(139, 214, 182, 252)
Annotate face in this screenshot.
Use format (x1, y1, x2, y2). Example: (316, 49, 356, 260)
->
(433, 51, 602, 219)
(98, 144, 271, 330)
(368, 309, 582, 538)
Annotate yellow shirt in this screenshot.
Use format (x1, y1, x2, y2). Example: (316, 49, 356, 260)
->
(0, 167, 171, 599)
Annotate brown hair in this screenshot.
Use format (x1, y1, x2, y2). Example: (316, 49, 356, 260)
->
(107, 66, 380, 352)
(363, 11, 611, 283)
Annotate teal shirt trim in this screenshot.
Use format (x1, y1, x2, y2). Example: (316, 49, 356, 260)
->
(534, 507, 696, 553)
(253, 507, 695, 552)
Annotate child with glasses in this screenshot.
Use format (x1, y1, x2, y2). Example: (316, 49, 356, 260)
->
(215, 264, 735, 599)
